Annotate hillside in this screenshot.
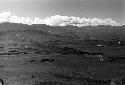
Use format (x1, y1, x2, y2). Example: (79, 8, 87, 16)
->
(0, 22, 125, 40)
(0, 23, 124, 85)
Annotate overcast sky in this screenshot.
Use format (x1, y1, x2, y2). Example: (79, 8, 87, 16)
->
(0, 0, 124, 25)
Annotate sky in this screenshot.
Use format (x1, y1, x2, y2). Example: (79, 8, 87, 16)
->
(0, 0, 124, 26)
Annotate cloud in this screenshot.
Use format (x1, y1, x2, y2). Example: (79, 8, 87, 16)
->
(0, 12, 11, 23)
(0, 12, 119, 26)
(40, 15, 118, 26)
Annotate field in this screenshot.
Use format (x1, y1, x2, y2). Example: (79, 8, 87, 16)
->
(0, 23, 124, 85)
(0, 39, 124, 85)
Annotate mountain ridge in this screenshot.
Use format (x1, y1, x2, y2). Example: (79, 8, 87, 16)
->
(0, 22, 125, 40)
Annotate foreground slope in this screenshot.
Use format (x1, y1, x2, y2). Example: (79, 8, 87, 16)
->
(0, 23, 124, 85)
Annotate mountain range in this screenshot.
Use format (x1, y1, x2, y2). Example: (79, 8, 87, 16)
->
(0, 22, 124, 41)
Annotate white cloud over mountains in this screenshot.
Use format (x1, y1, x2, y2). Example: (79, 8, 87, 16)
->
(0, 12, 118, 26)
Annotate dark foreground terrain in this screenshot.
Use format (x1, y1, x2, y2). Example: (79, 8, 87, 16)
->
(1, 40, 125, 85)
(0, 23, 125, 85)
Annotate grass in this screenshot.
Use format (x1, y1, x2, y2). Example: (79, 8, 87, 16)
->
(0, 39, 124, 85)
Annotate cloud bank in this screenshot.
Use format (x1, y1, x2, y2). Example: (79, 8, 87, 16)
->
(0, 12, 118, 26)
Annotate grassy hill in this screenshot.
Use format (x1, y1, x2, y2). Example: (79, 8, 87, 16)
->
(0, 23, 124, 85)
(0, 22, 125, 40)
